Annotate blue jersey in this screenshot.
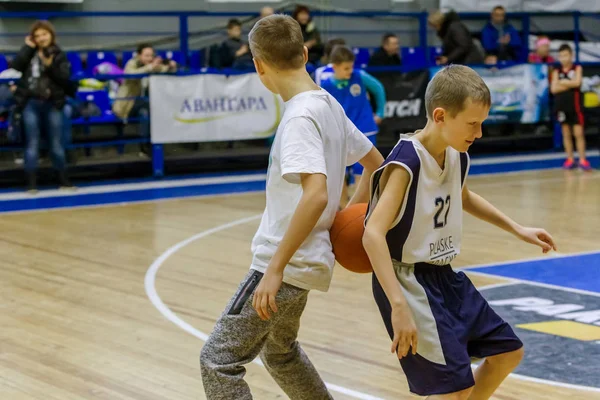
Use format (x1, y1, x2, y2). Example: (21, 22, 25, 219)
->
(314, 64, 334, 86)
(321, 70, 379, 136)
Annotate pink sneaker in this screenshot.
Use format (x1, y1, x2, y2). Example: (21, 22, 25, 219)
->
(579, 159, 592, 171)
(563, 159, 577, 169)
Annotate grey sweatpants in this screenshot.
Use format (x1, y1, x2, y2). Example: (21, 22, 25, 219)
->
(200, 269, 333, 400)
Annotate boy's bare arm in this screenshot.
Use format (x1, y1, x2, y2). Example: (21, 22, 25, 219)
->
(559, 66, 583, 89)
(462, 184, 557, 253)
(269, 173, 328, 272)
(550, 69, 567, 94)
(347, 147, 385, 207)
(253, 172, 328, 320)
(363, 165, 418, 358)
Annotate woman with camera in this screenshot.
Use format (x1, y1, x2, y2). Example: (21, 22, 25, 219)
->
(12, 20, 75, 192)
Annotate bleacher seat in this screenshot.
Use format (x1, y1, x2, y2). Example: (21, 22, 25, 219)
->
(353, 47, 371, 68)
(401, 47, 427, 69)
(189, 50, 205, 70)
(158, 50, 185, 66)
(0, 55, 8, 73)
(66, 52, 84, 77)
(121, 50, 136, 68)
(429, 46, 443, 64)
(75, 90, 117, 123)
(86, 51, 119, 74)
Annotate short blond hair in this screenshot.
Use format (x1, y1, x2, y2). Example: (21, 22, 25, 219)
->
(248, 14, 305, 70)
(425, 65, 491, 118)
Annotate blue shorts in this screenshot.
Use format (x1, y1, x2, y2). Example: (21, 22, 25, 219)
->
(348, 134, 377, 178)
(372, 263, 523, 396)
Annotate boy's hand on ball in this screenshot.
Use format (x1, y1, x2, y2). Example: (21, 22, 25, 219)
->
(515, 226, 557, 254)
(391, 304, 418, 359)
(252, 269, 282, 320)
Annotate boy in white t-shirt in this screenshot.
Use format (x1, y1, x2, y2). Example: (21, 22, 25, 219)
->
(200, 14, 384, 400)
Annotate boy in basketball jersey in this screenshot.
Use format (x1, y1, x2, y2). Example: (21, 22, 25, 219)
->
(551, 44, 591, 171)
(363, 65, 557, 399)
(321, 45, 386, 207)
(200, 14, 384, 400)
(314, 37, 346, 86)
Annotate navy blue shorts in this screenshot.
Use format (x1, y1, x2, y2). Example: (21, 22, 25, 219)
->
(372, 263, 523, 396)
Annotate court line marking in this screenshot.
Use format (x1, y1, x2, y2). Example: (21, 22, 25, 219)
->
(0, 190, 265, 216)
(470, 149, 599, 165)
(459, 249, 600, 271)
(145, 215, 600, 398)
(0, 173, 268, 201)
(466, 269, 600, 298)
(467, 171, 600, 187)
(476, 281, 600, 393)
(1, 167, 597, 215)
(144, 213, 386, 400)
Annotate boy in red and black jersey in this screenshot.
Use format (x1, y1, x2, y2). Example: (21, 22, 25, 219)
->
(551, 44, 591, 171)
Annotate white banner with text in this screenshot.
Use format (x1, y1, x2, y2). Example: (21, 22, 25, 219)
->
(150, 73, 283, 143)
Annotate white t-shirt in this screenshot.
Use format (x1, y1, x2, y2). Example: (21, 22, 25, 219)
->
(250, 89, 373, 291)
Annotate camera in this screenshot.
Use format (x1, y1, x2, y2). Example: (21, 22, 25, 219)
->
(42, 45, 59, 58)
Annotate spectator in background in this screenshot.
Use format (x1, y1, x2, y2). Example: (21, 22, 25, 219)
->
(484, 54, 498, 65)
(219, 19, 253, 69)
(260, 7, 274, 19)
(481, 5, 522, 62)
(428, 10, 484, 65)
(551, 44, 590, 171)
(368, 33, 402, 67)
(11, 20, 76, 192)
(320, 45, 386, 207)
(529, 36, 555, 64)
(314, 37, 346, 86)
(293, 5, 323, 65)
(113, 43, 176, 151)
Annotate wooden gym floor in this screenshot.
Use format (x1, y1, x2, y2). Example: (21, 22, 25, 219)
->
(1, 168, 599, 399)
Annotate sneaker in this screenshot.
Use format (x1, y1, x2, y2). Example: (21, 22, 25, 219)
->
(579, 159, 592, 171)
(26, 172, 37, 194)
(562, 159, 577, 169)
(58, 171, 76, 190)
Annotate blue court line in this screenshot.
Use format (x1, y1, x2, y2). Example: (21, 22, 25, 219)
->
(0, 151, 595, 196)
(470, 154, 599, 175)
(0, 168, 268, 194)
(0, 180, 265, 213)
(0, 152, 597, 213)
(468, 252, 600, 294)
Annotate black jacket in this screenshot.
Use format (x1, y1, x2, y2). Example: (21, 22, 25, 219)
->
(368, 48, 402, 67)
(438, 11, 484, 65)
(11, 44, 75, 110)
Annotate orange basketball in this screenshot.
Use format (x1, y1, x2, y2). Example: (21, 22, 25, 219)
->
(330, 203, 373, 273)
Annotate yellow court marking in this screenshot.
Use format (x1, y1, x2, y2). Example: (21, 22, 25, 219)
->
(517, 320, 600, 341)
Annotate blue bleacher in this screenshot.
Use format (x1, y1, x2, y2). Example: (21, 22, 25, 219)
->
(121, 50, 136, 68)
(189, 50, 205, 70)
(158, 50, 185, 66)
(86, 51, 119, 74)
(401, 47, 427, 69)
(429, 46, 443, 63)
(66, 52, 84, 77)
(0, 54, 8, 73)
(353, 47, 371, 68)
(75, 90, 117, 124)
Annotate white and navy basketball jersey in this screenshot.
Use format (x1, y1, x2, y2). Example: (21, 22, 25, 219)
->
(366, 136, 469, 266)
